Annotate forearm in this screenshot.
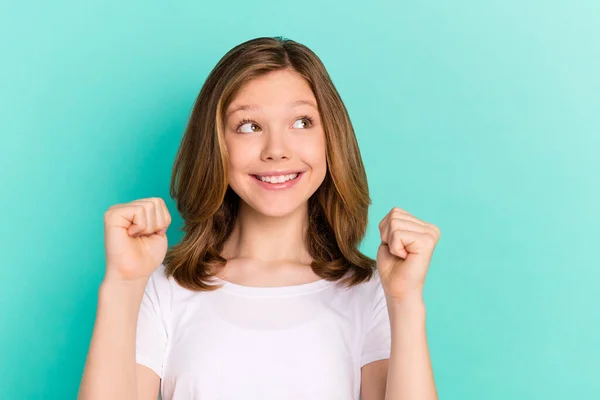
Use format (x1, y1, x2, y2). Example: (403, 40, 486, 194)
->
(78, 277, 148, 400)
(385, 295, 437, 400)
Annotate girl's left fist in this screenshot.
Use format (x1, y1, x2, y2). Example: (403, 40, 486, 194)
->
(376, 207, 440, 302)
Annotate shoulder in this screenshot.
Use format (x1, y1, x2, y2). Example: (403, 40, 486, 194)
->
(143, 263, 175, 303)
(332, 268, 386, 315)
(343, 269, 385, 302)
(363, 269, 384, 296)
(147, 263, 172, 289)
(145, 262, 207, 306)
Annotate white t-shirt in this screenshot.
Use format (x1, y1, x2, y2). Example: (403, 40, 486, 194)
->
(136, 263, 391, 400)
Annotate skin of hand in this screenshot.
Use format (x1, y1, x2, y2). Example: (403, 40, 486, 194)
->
(376, 207, 441, 303)
(103, 197, 172, 282)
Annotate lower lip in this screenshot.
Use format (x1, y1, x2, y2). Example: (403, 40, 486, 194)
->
(251, 173, 304, 190)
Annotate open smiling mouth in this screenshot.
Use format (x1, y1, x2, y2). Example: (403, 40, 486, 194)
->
(251, 172, 303, 184)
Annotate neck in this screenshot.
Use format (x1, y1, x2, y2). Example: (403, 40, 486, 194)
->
(221, 200, 313, 265)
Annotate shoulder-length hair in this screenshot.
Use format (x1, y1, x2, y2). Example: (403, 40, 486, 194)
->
(164, 36, 375, 291)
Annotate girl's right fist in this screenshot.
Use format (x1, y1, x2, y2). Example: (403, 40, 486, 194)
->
(103, 197, 172, 282)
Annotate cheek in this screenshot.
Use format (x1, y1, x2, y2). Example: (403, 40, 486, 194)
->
(298, 135, 327, 170)
(225, 148, 249, 187)
(226, 139, 254, 171)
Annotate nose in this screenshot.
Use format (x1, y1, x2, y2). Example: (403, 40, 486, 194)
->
(260, 129, 291, 161)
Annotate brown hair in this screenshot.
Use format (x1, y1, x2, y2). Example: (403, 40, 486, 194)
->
(164, 36, 375, 291)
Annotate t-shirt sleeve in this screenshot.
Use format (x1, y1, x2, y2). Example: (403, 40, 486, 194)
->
(135, 265, 169, 378)
(361, 273, 391, 367)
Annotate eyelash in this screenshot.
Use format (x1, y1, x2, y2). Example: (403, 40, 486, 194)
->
(234, 115, 315, 132)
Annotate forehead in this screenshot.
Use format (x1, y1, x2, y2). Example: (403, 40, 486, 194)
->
(226, 69, 317, 116)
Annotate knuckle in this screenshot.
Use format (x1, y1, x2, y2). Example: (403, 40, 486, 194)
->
(392, 206, 406, 215)
(104, 203, 120, 215)
(145, 199, 157, 209)
(424, 232, 437, 244)
(428, 223, 441, 237)
(390, 218, 402, 229)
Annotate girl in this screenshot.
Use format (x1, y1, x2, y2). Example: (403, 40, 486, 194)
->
(79, 36, 440, 400)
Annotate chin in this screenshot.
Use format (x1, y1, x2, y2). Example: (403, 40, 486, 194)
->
(251, 201, 305, 218)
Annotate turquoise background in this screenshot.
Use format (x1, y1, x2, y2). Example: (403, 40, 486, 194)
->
(1, 0, 598, 398)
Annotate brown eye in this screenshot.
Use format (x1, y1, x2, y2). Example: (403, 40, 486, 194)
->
(238, 121, 261, 133)
(292, 117, 313, 129)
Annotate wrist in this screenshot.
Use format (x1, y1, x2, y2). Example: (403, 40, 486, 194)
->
(386, 293, 426, 316)
(103, 266, 151, 287)
(99, 275, 149, 299)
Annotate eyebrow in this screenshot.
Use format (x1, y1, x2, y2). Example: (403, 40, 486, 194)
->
(225, 99, 318, 118)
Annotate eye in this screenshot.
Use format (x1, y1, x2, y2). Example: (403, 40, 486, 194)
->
(236, 119, 261, 133)
(292, 116, 314, 129)
(234, 116, 314, 133)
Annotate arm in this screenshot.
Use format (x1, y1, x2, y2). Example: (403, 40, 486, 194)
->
(360, 295, 436, 400)
(78, 277, 160, 400)
(384, 295, 437, 400)
(365, 206, 440, 399)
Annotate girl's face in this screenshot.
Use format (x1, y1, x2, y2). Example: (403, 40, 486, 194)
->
(223, 69, 327, 218)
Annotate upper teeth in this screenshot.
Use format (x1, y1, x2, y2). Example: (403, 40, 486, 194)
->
(258, 173, 298, 183)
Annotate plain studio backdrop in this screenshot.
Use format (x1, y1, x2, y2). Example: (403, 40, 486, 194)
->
(1, 1, 598, 399)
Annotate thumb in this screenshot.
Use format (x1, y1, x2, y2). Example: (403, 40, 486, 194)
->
(156, 228, 166, 237)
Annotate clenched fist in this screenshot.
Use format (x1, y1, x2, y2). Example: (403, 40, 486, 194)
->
(103, 197, 172, 282)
